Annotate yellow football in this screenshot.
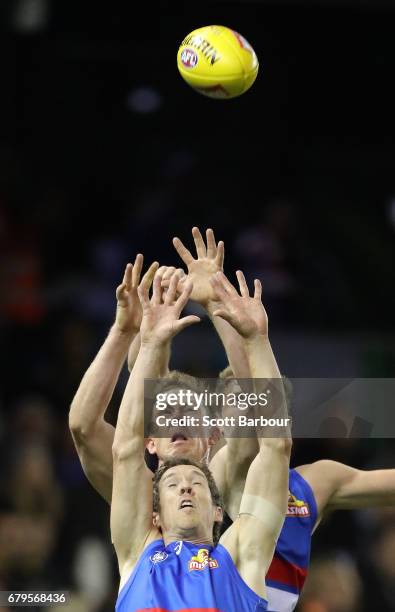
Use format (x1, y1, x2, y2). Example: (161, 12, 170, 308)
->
(177, 25, 259, 99)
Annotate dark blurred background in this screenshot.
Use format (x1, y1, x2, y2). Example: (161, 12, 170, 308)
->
(1, 0, 395, 610)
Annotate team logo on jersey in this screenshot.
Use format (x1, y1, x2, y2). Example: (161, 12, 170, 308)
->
(150, 551, 168, 564)
(287, 492, 310, 517)
(188, 548, 219, 571)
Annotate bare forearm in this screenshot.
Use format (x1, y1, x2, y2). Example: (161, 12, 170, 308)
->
(245, 335, 281, 379)
(128, 332, 170, 376)
(127, 332, 141, 372)
(242, 438, 291, 520)
(114, 342, 170, 452)
(69, 325, 135, 434)
(207, 301, 251, 378)
(218, 336, 284, 506)
(222, 337, 282, 462)
(243, 335, 289, 425)
(238, 437, 291, 570)
(329, 465, 395, 509)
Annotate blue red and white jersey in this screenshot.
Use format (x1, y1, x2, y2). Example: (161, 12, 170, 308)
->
(266, 469, 317, 612)
(116, 539, 268, 612)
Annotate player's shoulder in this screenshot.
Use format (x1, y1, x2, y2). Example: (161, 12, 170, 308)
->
(294, 460, 345, 498)
(295, 459, 354, 480)
(294, 459, 340, 480)
(294, 460, 354, 524)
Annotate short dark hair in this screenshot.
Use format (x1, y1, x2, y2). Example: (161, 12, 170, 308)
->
(156, 370, 206, 394)
(152, 457, 224, 545)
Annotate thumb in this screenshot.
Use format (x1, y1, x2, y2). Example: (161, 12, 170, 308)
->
(173, 315, 201, 334)
(212, 309, 233, 323)
(116, 283, 127, 301)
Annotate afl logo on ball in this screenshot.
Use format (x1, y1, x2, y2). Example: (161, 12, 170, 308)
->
(150, 551, 168, 564)
(180, 48, 198, 68)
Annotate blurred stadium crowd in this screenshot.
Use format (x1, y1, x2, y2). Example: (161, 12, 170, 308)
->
(1, 0, 395, 610)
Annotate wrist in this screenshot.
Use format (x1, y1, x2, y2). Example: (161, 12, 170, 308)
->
(244, 332, 269, 346)
(140, 337, 171, 351)
(109, 324, 137, 342)
(206, 299, 221, 316)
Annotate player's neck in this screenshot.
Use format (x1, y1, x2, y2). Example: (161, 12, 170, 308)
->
(157, 453, 210, 468)
(162, 529, 214, 547)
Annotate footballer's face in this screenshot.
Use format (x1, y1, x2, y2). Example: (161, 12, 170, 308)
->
(146, 388, 219, 464)
(146, 434, 211, 464)
(154, 464, 222, 540)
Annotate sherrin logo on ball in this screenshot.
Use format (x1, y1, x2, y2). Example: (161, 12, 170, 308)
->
(180, 48, 199, 68)
(177, 25, 259, 99)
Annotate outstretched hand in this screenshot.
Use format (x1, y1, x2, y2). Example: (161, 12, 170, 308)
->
(169, 227, 225, 306)
(210, 270, 268, 340)
(138, 270, 200, 347)
(115, 255, 159, 334)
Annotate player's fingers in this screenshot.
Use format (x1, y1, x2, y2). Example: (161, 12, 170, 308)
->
(173, 237, 194, 266)
(176, 271, 187, 294)
(192, 226, 207, 258)
(151, 273, 163, 305)
(210, 274, 228, 302)
(137, 280, 150, 307)
(175, 280, 193, 311)
(132, 253, 144, 286)
(176, 268, 186, 279)
(162, 266, 176, 281)
(140, 261, 160, 290)
(217, 271, 238, 296)
(206, 228, 217, 258)
(173, 315, 201, 334)
(162, 274, 185, 301)
(236, 270, 250, 298)
(164, 272, 180, 305)
(215, 241, 225, 269)
(161, 272, 185, 286)
(212, 309, 233, 325)
(122, 263, 133, 290)
(254, 279, 262, 301)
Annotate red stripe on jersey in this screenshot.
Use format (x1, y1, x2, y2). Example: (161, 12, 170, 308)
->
(267, 555, 307, 590)
(137, 608, 221, 611)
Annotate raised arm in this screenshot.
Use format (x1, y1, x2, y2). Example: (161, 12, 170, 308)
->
(208, 270, 284, 519)
(111, 271, 200, 580)
(213, 270, 291, 600)
(172, 227, 251, 379)
(231, 434, 291, 600)
(69, 256, 158, 503)
(169, 228, 257, 515)
(126, 266, 182, 373)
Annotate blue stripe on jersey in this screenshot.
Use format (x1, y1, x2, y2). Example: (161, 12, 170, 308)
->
(266, 468, 318, 612)
(274, 469, 317, 571)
